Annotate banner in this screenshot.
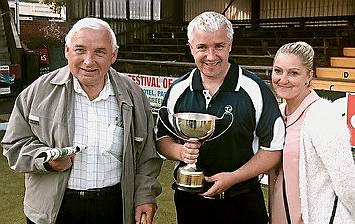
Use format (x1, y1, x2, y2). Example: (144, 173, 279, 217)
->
(124, 73, 177, 110)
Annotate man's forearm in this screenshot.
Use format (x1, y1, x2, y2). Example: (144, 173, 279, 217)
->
(230, 149, 282, 184)
(156, 137, 182, 161)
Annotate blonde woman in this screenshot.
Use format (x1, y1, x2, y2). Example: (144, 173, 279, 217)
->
(270, 41, 355, 224)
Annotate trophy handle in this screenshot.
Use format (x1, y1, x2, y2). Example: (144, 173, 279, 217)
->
(157, 106, 186, 141)
(157, 105, 233, 142)
(205, 106, 234, 142)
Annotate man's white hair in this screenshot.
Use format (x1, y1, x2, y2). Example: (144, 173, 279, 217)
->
(187, 11, 234, 42)
(65, 17, 118, 52)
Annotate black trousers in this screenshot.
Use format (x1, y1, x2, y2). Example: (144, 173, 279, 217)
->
(174, 184, 268, 224)
(26, 184, 122, 224)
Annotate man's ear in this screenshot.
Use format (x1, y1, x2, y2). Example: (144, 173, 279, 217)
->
(64, 45, 69, 60)
(111, 48, 118, 64)
(188, 42, 194, 55)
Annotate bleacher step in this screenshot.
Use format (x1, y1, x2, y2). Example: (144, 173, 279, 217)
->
(316, 67, 355, 80)
(311, 78, 355, 92)
(344, 48, 355, 57)
(330, 57, 355, 68)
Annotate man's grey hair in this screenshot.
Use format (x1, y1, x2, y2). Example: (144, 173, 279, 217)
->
(187, 11, 234, 42)
(65, 17, 118, 52)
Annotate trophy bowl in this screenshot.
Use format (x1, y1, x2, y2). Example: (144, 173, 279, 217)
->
(172, 112, 216, 193)
(173, 113, 216, 140)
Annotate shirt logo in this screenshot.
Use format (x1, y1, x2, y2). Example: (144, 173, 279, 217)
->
(225, 105, 233, 113)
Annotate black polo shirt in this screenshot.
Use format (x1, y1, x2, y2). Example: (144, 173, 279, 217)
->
(156, 61, 285, 176)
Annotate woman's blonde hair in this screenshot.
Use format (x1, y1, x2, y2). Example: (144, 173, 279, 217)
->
(274, 41, 314, 71)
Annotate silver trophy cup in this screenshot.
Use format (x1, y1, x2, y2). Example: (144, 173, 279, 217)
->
(158, 106, 233, 193)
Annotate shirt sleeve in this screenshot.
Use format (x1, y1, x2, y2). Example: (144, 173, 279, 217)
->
(256, 82, 285, 151)
(155, 91, 174, 140)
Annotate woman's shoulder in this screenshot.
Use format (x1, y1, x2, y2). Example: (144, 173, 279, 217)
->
(304, 98, 336, 130)
(307, 98, 334, 118)
(305, 97, 348, 138)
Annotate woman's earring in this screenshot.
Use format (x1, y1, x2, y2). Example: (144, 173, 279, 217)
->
(305, 82, 308, 86)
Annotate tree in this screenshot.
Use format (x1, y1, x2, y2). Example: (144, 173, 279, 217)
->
(40, 0, 66, 14)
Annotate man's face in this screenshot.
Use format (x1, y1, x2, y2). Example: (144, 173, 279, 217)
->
(65, 28, 118, 89)
(189, 28, 232, 78)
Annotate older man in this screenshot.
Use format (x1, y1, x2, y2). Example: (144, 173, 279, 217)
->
(2, 18, 162, 224)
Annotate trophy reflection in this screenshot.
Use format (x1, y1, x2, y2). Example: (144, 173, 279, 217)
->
(158, 106, 233, 193)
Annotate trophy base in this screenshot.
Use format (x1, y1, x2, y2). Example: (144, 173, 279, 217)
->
(176, 165, 205, 189)
(172, 182, 207, 193)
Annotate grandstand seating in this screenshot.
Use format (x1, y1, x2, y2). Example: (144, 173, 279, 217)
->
(116, 18, 355, 83)
(314, 47, 355, 92)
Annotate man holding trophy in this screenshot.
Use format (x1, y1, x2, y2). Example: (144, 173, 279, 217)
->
(156, 11, 285, 224)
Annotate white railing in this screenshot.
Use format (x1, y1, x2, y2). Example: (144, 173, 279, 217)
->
(8, 1, 65, 20)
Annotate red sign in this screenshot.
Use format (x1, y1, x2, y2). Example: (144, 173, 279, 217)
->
(347, 93, 355, 147)
(36, 48, 49, 65)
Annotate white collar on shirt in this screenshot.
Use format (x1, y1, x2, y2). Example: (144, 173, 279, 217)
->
(72, 74, 115, 101)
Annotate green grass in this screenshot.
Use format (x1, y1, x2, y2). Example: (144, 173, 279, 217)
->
(0, 130, 177, 224)
(155, 160, 177, 224)
(0, 130, 26, 223)
(0, 130, 268, 224)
